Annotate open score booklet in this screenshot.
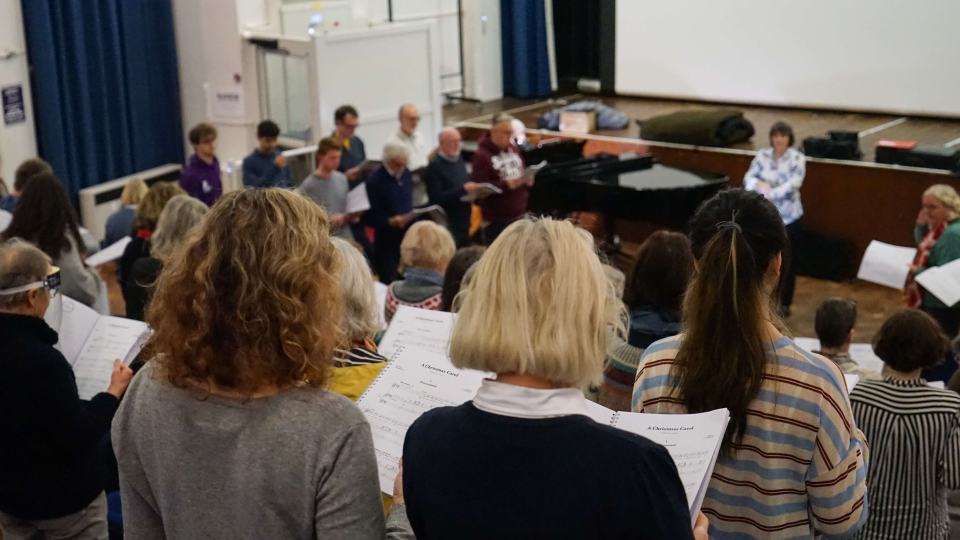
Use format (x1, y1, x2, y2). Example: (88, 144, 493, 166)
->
(43, 295, 149, 399)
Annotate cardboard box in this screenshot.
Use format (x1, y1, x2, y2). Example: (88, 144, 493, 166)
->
(559, 111, 596, 134)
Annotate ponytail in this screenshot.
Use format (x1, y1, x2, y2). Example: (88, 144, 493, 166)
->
(675, 190, 786, 452)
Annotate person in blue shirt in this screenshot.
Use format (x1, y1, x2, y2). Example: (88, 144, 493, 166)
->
(364, 142, 413, 284)
(242, 120, 291, 188)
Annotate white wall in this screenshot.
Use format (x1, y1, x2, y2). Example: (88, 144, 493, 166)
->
(461, 0, 502, 102)
(615, 0, 960, 117)
(391, 0, 462, 95)
(0, 0, 37, 188)
(172, 0, 262, 165)
(312, 21, 443, 155)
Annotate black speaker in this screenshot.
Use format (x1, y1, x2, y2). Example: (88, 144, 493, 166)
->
(803, 135, 862, 160)
(876, 141, 960, 172)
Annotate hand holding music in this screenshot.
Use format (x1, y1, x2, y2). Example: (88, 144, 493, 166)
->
(107, 359, 133, 399)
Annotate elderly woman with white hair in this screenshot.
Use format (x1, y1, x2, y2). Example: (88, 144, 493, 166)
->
(327, 237, 390, 400)
(400, 218, 708, 540)
(126, 194, 208, 321)
(908, 184, 960, 337)
(365, 141, 414, 283)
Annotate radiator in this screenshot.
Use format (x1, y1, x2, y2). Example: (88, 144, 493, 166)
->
(78, 164, 182, 243)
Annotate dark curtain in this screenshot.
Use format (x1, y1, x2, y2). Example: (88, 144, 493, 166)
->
(551, 1, 601, 84)
(500, 0, 552, 98)
(21, 0, 183, 198)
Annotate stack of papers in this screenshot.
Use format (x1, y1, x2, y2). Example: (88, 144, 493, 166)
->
(44, 295, 149, 399)
(856, 240, 916, 290)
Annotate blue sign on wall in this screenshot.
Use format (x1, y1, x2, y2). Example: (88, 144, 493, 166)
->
(2, 85, 25, 125)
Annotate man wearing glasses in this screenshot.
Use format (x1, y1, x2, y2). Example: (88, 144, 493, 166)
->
(0, 239, 132, 539)
(333, 104, 367, 182)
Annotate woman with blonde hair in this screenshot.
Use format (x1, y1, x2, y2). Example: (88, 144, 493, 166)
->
(124, 194, 208, 321)
(118, 182, 184, 305)
(102, 178, 148, 246)
(907, 184, 960, 338)
(112, 189, 410, 538)
(401, 218, 704, 539)
(384, 220, 455, 321)
(328, 237, 390, 400)
(633, 189, 868, 539)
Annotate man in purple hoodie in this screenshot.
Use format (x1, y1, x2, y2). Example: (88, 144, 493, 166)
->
(470, 113, 528, 243)
(180, 123, 222, 207)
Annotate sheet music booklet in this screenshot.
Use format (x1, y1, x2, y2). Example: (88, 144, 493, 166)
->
(402, 204, 448, 226)
(856, 240, 916, 290)
(585, 401, 729, 524)
(44, 295, 149, 399)
(345, 182, 371, 214)
(460, 182, 503, 202)
(356, 345, 490, 493)
(85, 236, 132, 267)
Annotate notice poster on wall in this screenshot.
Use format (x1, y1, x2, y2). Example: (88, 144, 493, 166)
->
(2, 84, 25, 125)
(205, 84, 246, 120)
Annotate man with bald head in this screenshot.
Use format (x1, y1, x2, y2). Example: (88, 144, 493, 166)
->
(386, 103, 430, 205)
(0, 239, 132, 538)
(425, 127, 477, 246)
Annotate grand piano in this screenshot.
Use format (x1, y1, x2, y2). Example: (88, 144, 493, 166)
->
(522, 140, 728, 239)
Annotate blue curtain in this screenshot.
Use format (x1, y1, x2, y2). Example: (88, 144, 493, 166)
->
(21, 0, 183, 198)
(501, 0, 552, 98)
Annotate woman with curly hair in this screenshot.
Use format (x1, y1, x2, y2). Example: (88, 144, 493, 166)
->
(111, 189, 410, 538)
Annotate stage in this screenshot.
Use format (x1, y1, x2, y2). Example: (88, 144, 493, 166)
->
(446, 93, 960, 163)
(445, 93, 960, 274)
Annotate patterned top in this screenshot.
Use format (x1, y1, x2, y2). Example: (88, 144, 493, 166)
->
(743, 148, 806, 225)
(384, 267, 444, 323)
(849, 377, 960, 539)
(633, 334, 869, 539)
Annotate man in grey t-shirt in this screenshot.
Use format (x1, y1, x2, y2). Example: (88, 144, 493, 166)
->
(295, 137, 359, 241)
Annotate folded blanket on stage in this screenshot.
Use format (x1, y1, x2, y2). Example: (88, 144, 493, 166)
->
(638, 108, 755, 146)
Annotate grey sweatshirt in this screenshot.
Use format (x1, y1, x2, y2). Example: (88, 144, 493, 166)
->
(112, 363, 412, 539)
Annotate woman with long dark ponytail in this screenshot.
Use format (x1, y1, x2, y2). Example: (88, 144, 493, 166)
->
(632, 189, 868, 539)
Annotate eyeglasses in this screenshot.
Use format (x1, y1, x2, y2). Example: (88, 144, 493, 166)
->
(0, 267, 61, 299)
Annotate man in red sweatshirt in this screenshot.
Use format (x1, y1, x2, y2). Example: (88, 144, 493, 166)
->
(470, 113, 528, 242)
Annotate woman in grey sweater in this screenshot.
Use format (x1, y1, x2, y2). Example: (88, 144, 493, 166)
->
(112, 189, 410, 539)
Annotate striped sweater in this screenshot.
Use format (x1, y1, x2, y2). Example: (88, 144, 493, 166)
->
(849, 378, 960, 539)
(633, 334, 869, 539)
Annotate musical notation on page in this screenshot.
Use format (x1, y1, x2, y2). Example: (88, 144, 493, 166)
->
(584, 400, 729, 524)
(356, 346, 489, 493)
(378, 305, 455, 358)
(43, 295, 149, 400)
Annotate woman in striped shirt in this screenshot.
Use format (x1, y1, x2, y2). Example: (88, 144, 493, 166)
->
(850, 309, 960, 539)
(633, 189, 869, 539)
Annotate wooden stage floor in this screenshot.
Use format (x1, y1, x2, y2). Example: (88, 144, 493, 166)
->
(445, 93, 960, 164)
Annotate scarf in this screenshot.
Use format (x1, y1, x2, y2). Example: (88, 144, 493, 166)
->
(906, 221, 947, 307)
